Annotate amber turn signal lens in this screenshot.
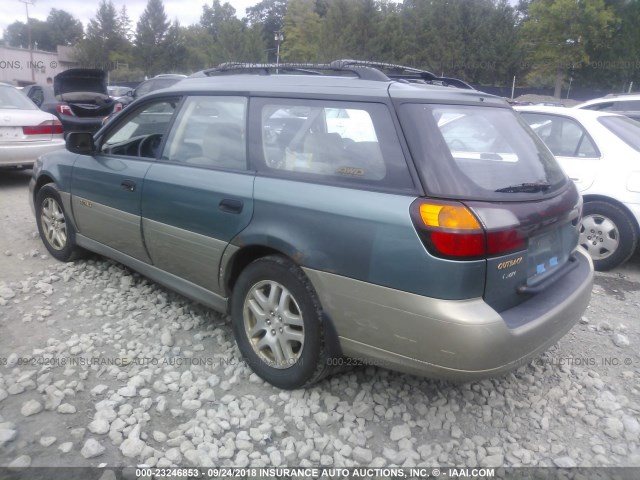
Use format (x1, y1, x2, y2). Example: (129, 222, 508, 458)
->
(419, 204, 481, 230)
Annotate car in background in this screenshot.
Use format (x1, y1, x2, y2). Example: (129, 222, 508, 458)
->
(516, 105, 640, 271)
(107, 85, 134, 107)
(131, 74, 187, 101)
(575, 93, 640, 122)
(24, 69, 123, 135)
(0, 82, 64, 168)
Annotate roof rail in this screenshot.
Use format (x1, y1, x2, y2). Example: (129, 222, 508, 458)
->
(200, 62, 389, 81)
(330, 60, 475, 89)
(197, 59, 473, 89)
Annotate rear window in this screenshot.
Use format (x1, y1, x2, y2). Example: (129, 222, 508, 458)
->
(598, 115, 640, 152)
(399, 104, 567, 200)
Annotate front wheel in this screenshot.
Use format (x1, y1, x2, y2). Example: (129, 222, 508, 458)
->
(35, 184, 84, 262)
(231, 255, 332, 389)
(579, 201, 638, 271)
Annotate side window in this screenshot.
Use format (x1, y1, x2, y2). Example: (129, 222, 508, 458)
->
(584, 101, 615, 112)
(617, 100, 640, 111)
(257, 99, 414, 191)
(161, 96, 247, 170)
(521, 113, 598, 158)
(100, 98, 179, 158)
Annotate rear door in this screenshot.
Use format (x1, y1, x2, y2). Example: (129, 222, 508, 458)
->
(140, 95, 254, 294)
(71, 97, 180, 262)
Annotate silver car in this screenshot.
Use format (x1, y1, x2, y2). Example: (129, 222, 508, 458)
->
(0, 83, 65, 168)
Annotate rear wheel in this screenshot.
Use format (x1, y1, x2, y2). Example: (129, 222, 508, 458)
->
(579, 201, 637, 271)
(231, 255, 332, 389)
(35, 184, 84, 262)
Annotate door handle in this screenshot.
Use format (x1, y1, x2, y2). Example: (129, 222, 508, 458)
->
(219, 198, 243, 214)
(121, 179, 136, 192)
(570, 177, 580, 182)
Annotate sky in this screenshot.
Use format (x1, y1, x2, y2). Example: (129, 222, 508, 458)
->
(0, 0, 258, 41)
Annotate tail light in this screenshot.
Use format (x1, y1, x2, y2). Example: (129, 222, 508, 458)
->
(114, 102, 123, 113)
(23, 119, 64, 136)
(410, 199, 526, 259)
(56, 104, 74, 116)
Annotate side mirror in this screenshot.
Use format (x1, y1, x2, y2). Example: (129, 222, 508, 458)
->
(127, 90, 134, 97)
(66, 132, 96, 155)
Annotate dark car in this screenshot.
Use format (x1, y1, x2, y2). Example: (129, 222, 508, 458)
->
(25, 69, 122, 134)
(132, 74, 187, 101)
(30, 60, 593, 389)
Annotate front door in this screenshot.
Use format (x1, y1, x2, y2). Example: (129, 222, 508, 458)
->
(71, 97, 181, 262)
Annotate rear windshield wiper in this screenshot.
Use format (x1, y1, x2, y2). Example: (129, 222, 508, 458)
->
(495, 182, 551, 193)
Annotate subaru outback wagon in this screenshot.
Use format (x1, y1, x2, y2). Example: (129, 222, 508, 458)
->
(30, 61, 593, 389)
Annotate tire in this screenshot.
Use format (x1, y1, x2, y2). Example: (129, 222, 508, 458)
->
(231, 255, 333, 389)
(579, 201, 638, 271)
(35, 184, 84, 262)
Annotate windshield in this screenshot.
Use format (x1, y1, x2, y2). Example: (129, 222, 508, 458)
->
(598, 115, 640, 152)
(0, 85, 38, 110)
(399, 104, 567, 200)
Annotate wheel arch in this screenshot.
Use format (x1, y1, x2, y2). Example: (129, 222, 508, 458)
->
(582, 194, 640, 237)
(222, 243, 344, 360)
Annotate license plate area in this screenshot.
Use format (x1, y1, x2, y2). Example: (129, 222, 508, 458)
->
(526, 228, 568, 285)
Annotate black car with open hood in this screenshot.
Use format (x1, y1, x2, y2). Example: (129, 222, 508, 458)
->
(26, 68, 123, 135)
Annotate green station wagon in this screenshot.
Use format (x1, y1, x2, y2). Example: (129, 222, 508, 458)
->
(30, 61, 593, 389)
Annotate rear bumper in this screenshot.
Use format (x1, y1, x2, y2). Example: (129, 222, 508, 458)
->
(0, 140, 65, 167)
(304, 247, 593, 380)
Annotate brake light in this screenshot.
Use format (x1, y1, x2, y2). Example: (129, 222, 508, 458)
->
(56, 104, 74, 116)
(411, 200, 526, 259)
(114, 102, 123, 113)
(22, 119, 64, 135)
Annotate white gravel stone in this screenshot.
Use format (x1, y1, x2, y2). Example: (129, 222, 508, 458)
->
(21, 399, 43, 416)
(88, 419, 111, 435)
(0, 286, 16, 299)
(161, 331, 174, 346)
(613, 334, 630, 347)
(57, 403, 77, 414)
(553, 456, 577, 468)
(8, 455, 31, 468)
(39, 436, 57, 447)
(0, 428, 17, 446)
(91, 385, 109, 395)
(390, 424, 411, 441)
(352, 446, 373, 463)
(0, 389, 8, 402)
(120, 424, 146, 458)
(118, 385, 137, 397)
(153, 431, 167, 442)
(81, 438, 105, 458)
(58, 442, 73, 453)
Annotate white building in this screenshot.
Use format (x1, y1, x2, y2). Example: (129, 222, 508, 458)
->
(0, 45, 77, 86)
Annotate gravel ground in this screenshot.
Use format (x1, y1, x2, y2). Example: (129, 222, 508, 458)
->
(1, 168, 640, 470)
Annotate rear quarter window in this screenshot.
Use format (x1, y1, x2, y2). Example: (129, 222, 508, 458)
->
(252, 98, 415, 193)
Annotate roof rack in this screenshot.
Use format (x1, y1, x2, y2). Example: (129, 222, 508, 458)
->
(329, 60, 474, 89)
(201, 61, 389, 81)
(198, 59, 473, 89)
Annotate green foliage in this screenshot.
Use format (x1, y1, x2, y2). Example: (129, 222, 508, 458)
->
(2, 0, 634, 92)
(282, 0, 322, 61)
(521, 0, 617, 95)
(74, 0, 130, 70)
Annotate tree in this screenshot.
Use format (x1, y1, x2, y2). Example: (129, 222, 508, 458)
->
(246, 0, 288, 61)
(135, 0, 171, 75)
(46, 9, 83, 48)
(282, 0, 322, 61)
(201, 0, 238, 42)
(3, 9, 82, 52)
(75, 0, 130, 69)
(521, 0, 617, 97)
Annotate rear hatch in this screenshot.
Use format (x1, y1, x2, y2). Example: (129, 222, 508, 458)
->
(54, 68, 115, 117)
(398, 98, 582, 312)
